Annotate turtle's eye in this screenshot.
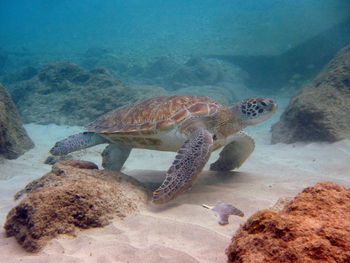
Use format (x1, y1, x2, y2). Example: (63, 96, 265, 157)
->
(260, 101, 267, 107)
(212, 134, 217, 140)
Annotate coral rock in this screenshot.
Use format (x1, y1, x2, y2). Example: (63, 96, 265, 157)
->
(0, 82, 33, 159)
(271, 44, 350, 143)
(5, 161, 149, 252)
(56, 160, 98, 170)
(226, 182, 350, 263)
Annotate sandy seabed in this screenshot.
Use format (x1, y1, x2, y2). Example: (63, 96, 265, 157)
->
(1, 109, 350, 262)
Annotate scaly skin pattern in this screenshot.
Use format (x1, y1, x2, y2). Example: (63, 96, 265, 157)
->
(210, 131, 255, 171)
(152, 129, 213, 204)
(50, 132, 107, 156)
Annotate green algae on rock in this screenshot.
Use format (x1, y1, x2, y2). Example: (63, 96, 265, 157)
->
(271, 44, 350, 143)
(6, 62, 167, 125)
(0, 82, 33, 159)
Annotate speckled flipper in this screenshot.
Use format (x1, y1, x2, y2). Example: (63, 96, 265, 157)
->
(102, 143, 132, 171)
(50, 132, 108, 156)
(210, 131, 255, 171)
(152, 129, 213, 204)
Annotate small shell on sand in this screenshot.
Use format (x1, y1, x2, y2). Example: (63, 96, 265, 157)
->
(203, 202, 244, 225)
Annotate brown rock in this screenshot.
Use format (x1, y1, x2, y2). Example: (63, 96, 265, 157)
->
(44, 154, 74, 165)
(271, 44, 350, 143)
(5, 161, 149, 252)
(0, 82, 33, 159)
(56, 160, 99, 169)
(226, 182, 350, 263)
(270, 196, 294, 212)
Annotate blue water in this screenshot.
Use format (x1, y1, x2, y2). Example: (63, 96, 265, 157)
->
(1, 0, 349, 57)
(0, 0, 349, 124)
(1, 2, 350, 260)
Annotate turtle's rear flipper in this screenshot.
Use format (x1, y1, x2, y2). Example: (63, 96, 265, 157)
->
(102, 143, 132, 171)
(210, 131, 255, 171)
(152, 129, 213, 204)
(50, 132, 108, 156)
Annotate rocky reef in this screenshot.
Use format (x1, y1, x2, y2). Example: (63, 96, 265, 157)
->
(214, 18, 350, 92)
(226, 182, 350, 263)
(80, 52, 248, 103)
(0, 48, 45, 78)
(141, 56, 246, 92)
(4, 160, 149, 252)
(6, 61, 167, 125)
(80, 47, 129, 76)
(4, 57, 248, 126)
(271, 44, 350, 143)
(0, 83, 33, 159)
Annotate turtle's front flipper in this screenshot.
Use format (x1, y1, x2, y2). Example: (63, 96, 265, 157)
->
(50, 132, 108, 156)
(210, 131, 255, 171)
(152, 129, 213, 204)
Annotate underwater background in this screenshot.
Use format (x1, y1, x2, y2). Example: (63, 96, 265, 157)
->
(1, 0, 350, 126)
(1, 0, 350, 55)
(1, 0, 350, 262)
(1, 0, 350, 92)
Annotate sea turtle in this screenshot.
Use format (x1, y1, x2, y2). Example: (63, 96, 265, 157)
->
(50, 95, 277, 204)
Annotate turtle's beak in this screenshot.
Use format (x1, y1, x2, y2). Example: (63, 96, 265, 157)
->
(271, 102, 278, 113)
(263, 98, 278, 113)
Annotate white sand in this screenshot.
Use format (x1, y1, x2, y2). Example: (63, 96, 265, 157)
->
(1, 106, 350, 262)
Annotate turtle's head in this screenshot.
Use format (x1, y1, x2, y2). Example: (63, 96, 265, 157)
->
(233, 97, 277, 126)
